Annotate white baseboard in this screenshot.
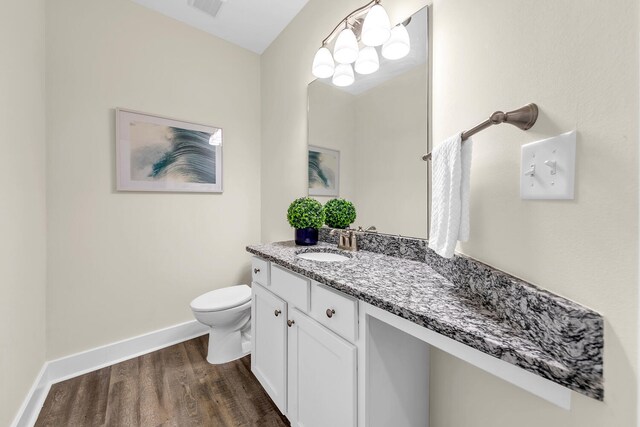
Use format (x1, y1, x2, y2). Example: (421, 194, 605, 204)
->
(10, 364, 49, 427)
(11, 320, 209, 427)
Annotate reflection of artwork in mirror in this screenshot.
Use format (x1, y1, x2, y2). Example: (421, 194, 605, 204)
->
(308, 145, 340, 196)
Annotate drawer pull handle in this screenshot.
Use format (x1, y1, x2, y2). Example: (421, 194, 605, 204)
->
(287, 320, 295, 327)
(253, 268, 261, 274)
(326, 308, 336, 318)
(274, 309, 281, 317)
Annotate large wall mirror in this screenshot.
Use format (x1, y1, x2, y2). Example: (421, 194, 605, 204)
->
(308, 6, 430, 239)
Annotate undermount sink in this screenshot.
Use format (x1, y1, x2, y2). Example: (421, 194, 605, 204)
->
(296, 251, 351, 262)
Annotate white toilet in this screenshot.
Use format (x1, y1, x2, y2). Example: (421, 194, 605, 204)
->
(190, 284, 252, 364)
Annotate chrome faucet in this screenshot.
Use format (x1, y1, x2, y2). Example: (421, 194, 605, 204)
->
(330, 226, 376, 251)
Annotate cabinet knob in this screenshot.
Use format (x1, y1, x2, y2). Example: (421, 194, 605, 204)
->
(274, 309, 281, 317)
(287, 319, 295, 327)
(253, 268, 261, 274)
(326, 308, 336, 318)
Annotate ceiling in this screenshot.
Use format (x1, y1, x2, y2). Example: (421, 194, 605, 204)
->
(130, 0, 310, 54)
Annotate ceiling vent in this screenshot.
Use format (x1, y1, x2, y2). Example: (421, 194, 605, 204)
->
(188, 0, 226, 18)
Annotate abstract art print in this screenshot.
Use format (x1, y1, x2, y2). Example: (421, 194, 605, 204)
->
(116, 109, 223, 192)
(308, 145, 339, 196)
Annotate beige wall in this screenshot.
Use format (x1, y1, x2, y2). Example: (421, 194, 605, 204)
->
(263, 0, 638, 425)
(430, 0, 638, 425)
(261, 0, 427, 243)
(45, 0, 261, 359)
(0, 0, 47, 424)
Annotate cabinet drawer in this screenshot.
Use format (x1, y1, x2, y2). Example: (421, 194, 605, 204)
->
(252, 257, 269, 286)
(271, 265, 310, 312)
(311, 283, 358, 342)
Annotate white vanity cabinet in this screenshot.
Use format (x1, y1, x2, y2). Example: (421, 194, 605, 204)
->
(287, 308, 357, 427)
(251, 282, 287, 413)
(250, 256, 358, 427)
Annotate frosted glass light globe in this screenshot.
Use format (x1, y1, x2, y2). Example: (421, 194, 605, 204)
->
(332, 63, 355, 87)
(312, 47, 335, 78)
(382, 24, 411, 60)
(354, 46, 379, 75)
(333, 28, 359, 64)
(361, 4, 391, 47)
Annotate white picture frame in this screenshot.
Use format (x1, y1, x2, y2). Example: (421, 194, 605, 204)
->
(116, 108, 223, 193)
(308, 145, 340, 197)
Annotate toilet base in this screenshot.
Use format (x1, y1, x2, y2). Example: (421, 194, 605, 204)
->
(206, 328, 251, 365)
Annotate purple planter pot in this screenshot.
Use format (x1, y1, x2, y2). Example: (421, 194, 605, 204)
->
(295, 228, 319, 246)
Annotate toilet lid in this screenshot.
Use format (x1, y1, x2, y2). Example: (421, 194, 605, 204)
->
(190, 285, 251, 312)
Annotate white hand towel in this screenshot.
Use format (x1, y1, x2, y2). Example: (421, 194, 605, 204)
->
(458, 137, 473, 241)
(428, 134, 473, 258)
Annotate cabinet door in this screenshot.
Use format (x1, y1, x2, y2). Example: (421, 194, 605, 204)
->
(252, 283, 288, 414)
(287, 308, 357, 427)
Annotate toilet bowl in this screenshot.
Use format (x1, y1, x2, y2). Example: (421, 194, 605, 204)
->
(190, 284, 252, 364)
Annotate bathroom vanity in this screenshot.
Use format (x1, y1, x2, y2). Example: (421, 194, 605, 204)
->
(251, 259, 360, 426)
(247, 235, 603, 427)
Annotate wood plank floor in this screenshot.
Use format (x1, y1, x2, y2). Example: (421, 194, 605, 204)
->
(35, 335, 290, 427)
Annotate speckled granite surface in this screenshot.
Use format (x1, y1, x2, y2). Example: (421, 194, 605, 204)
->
(246, 239, 604, 400)
(319, 227, 428, 262)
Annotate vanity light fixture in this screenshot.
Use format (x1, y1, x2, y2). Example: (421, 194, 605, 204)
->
(311, 0, 411, 86)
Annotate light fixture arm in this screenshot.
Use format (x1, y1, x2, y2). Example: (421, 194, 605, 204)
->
(320, 0, 379, 47)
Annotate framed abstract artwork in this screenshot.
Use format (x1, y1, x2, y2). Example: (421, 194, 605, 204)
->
(116, 109, 223, 193)
(308, 145, 339, 197)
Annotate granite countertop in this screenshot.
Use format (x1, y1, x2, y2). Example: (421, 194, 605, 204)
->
(247, 240, 603, 401)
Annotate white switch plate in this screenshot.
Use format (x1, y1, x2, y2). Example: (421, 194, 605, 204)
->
(520, 130, 576, 200)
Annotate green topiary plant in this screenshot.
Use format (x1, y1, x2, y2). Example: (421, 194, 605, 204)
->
(324, 198, 356, 229)
(287, 197, 326, 230)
